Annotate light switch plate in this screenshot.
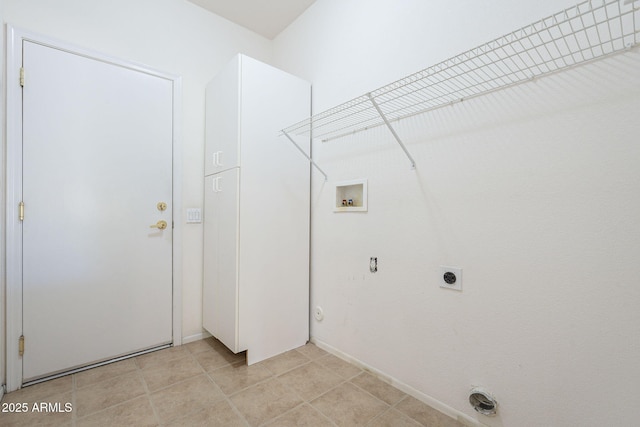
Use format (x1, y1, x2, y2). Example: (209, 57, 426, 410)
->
(186, 208, 202, 224)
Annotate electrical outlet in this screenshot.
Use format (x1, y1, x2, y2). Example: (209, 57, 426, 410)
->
(440, 266, 462, 291)
(370, 257, 377, 273)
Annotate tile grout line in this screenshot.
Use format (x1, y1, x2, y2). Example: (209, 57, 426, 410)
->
(211, 360, 284, 398)
(201, 362, 252, 426)
(219, 374, 272, 398)
(73, 365, 149, 422)
(391, 394, 431, 427)
(268, 388, 341, 427)
(305, 378, 349, 420)
(306, 379, 392, 427)
(211, 351, 320, 426)
(147, 349, 212, 426)
(155, 376, 225, 425)
(291, 358, 411, 427)
(206, 364, 273, 427)
(220, 353, 320, 399)
(140, 348, 230, 426)
(348, 372, 406, 408)
(71, 373, 77, 427)
(264, 357, 313, 377)
(256, 402, 308, 427)
(225, 395, 252, 427)
(363, 406, 396, 427)
(135, 357, 162, 427)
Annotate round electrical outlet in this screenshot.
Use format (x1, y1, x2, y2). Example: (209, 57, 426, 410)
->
(314, 306, 324, 321)
(439, 266, 463, 291)
(443, 272, 457, 285)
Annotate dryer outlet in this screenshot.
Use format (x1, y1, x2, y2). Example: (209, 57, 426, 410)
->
(440, 266, 462, 291)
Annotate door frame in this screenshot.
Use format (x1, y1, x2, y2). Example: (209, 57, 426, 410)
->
(4, 25, 183, 392)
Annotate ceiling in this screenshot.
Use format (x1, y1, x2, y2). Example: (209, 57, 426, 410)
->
(187, 0, 317, 39)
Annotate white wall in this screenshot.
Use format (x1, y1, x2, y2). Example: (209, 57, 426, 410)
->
(1, 0, 272, 346)
(274, 0, 583, 112)
(274, 1, 640, 426)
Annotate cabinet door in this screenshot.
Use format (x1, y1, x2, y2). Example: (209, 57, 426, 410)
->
(204, 57, 240, 176)
(203, 168, 242, 352)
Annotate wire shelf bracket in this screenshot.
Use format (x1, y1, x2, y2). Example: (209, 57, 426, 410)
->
(282, 0, 640, 172)
(367, 92, 416, 169)
(282, 130, 328, 181)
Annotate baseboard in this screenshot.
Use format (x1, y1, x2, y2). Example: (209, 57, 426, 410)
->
(310, 338, 487, 427)
(1, 384, 5, 400)
(181, 330, 212, 345)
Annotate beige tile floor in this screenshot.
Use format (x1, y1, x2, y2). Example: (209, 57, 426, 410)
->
(0, 338, 465, 427)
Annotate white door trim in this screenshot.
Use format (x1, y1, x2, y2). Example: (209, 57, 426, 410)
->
(5, 25, 183, 392)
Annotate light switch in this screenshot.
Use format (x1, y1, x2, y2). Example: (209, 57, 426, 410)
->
(186, 208, 202, 224)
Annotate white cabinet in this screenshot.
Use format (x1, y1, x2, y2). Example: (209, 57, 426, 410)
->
(203, 170, 242, 351)
(203, 54, 310, 364)
(204, 58, 240, 176)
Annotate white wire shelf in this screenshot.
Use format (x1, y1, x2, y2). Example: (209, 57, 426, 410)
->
(283, 0, 640, 151)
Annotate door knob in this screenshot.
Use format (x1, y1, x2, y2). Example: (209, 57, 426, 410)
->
(150, 220, 168, 230)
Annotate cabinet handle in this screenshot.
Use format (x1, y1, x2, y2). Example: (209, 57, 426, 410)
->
(213, 151, 223, 167)
(213, 176, 222, 192)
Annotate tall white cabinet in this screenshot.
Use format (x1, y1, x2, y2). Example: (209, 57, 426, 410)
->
(203, 54, 311, 365)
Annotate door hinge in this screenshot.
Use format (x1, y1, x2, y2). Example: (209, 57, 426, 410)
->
(20, 67, 25, 87)
(19, 335, 25, 357)
(19, 201, 25, 221)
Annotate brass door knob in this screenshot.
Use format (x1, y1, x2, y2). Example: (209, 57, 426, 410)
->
(150, 220, 168, 230)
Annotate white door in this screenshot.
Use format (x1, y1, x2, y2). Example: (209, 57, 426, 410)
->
(21, 40, 174, 382)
